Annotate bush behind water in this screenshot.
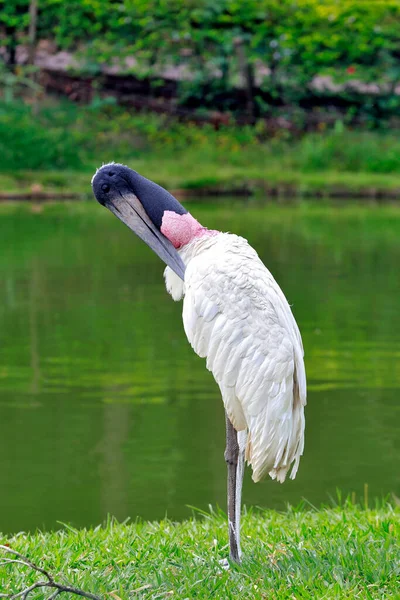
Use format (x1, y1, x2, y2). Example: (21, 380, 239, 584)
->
(0, 103, 82, 170)
(1, 100, 400, 176)
(3, 1, 400, 121)
(284, 130, 400, 174)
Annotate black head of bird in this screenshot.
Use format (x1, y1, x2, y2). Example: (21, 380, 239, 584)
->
(92, 163, 186, 280)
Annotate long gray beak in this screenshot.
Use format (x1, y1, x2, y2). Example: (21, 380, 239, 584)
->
(107, 191, 186, 280)
(92, 164, 186, 281)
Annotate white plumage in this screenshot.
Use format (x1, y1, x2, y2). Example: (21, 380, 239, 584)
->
(165, 232, 306, 484)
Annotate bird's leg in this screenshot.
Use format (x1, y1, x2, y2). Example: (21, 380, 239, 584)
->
(235, 430, 247, 559)
(224, 412, 242, 563)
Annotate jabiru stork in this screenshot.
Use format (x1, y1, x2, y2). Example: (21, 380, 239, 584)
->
(92, 163, 306, 564)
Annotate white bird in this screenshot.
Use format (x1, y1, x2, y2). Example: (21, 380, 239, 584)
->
(92, 163, 306, 563)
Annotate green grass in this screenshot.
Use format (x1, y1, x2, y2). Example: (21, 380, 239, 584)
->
(1, 503, 399, 599)
(1, 100, 400, 198)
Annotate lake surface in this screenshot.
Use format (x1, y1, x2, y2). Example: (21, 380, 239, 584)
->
(0, 199, 399, 534)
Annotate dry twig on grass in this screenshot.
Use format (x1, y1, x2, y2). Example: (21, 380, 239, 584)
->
(0, 545, 103, 600)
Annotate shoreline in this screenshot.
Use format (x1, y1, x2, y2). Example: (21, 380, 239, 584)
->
(1, 177, 400, 202)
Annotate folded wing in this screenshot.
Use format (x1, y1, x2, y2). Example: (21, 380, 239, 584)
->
(182, 234, 306, 483)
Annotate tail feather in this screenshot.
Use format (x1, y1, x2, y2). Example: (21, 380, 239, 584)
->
(246, 367, 305, 484)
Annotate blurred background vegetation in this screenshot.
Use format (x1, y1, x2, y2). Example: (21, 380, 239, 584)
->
(1, 0, 400, 193)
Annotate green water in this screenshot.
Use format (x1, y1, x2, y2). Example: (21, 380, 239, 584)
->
(0, 200, 399, 534)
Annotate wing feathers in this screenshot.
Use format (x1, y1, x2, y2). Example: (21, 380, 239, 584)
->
(179, 233, 306, 484)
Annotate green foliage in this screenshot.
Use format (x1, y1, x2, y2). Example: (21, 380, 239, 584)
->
(0, 0, 122, 51)
(1, 504, 399, 599)
(0, 101, 82, 169)
(281, 129, 400, 174)
(0, 63, 41, 103)
(1, 1, 399, 119)
(1, 99, 400, 195)
(36, 0, 140, 52)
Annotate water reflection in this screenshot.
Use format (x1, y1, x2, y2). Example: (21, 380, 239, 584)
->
(0, 200, 399, 533)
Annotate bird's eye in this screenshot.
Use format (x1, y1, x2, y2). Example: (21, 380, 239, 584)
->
(101, 183, 110, 193)
(108, 171, 115, 177)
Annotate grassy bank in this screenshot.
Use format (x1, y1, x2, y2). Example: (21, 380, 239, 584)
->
(1, 165, 400, 201)
(1, 101, 400, 199)
(1, 504, 399, 599)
